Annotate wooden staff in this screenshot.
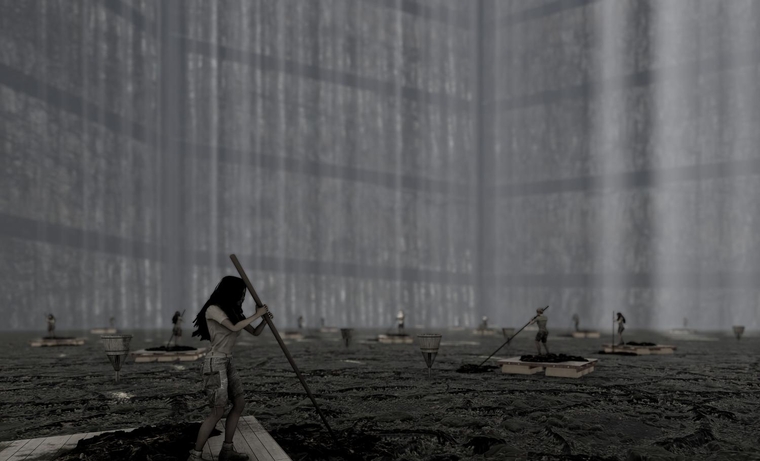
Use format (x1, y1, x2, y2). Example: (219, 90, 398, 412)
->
(229, 254, 339, 445)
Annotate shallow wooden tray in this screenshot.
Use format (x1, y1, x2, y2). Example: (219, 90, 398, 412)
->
(472, 329, 497, 336)
(602, 344, 676, 355)
(572, 331, 601, 338)
(29, 338, 86, 347)
(377, 334, 414, 344)
(497, 357, 598, 378)
(130, 347, 208, 363)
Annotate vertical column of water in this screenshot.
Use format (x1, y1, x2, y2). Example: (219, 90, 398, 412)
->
(78, 1, 92, 331)
(273, 2, 287, 323)
(95, 4, 107, 328)
(591, 1, 627, 331)
(239, 0, 253, 306)
(208, 1, 220, 288)
(392, 1, 404, 331)
(117, 1, 132, 330)
(725, 3, 759, 329)
(653, 2, 693, 330)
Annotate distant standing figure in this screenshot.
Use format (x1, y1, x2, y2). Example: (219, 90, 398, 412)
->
(47, 314, 56, 338)
(616, 312, 626, 345)
(480, 316, 488, 331)
(397, 310, 405, 333)
(320, 317, 325, 328)
(572, 313, 580, 332)
(170, 311, 183, 346)
(531, 308, 549, 355)
(109, 316, 116, 329)
(297, 315, 304, 330)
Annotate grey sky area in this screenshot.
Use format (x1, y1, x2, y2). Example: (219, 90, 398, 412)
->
(1, 1, 759, 331)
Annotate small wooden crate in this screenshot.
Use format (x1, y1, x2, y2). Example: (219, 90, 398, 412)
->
(602, 344, 676, 355)
(90, 328, 118, 334)
(378, 334, 414, 344)
(130, 347, 208, 363)
(30, 338, 86, 347)
(497, 357, 598, 379)
(571, 331, 601, 339)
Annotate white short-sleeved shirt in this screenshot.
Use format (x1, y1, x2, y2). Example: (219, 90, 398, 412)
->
(205, 305, 242, 356)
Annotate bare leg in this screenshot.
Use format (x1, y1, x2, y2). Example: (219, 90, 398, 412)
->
(224, 395, 246, 443)
(535, 341, 541, 355)
(195, 406, 225, 452)
(542, 342, 550, 355)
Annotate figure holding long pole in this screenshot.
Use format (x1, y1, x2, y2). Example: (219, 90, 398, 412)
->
(228, 254, 340, 447)
(477, 306, 550, 368)
(187, 277, 272, 461)
(529, 307, 550, 355)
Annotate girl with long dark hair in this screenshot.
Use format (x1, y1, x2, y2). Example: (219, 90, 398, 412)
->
(187, 276, 272, 461)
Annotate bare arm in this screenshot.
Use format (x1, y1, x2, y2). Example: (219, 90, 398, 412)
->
(219, 305, 271, 332)
(244, 319, 269, 336)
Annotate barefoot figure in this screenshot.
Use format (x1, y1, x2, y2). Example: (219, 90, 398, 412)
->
(530, 307, 550, 355)
(297, 315, 304, 330)
(396, 310, 405, 334)
(616, 312, 626, 345)
(187, 276, 273, 461)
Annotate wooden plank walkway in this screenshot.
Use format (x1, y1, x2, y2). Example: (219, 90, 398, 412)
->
(0, 416, 290, 461)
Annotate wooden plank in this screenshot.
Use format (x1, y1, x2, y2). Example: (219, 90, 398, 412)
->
(545, 367, 589, 378)
(58, 433, 88, 454)
(203, 441, 215, 461)
(239, 418, 274, 461)
(207, 420, 226, 459)
(245, 418, 290, 461)
(27, 434, 72, 460)
(501, 364, 543, 375)
(0, 440, 30, 461)
(6, 437, 44, 461)
(232, 423, 263, 461)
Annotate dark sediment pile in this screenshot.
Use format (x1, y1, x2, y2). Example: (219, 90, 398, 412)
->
(519, 354, 588, 363)
(54, 423, 218, 461)
(145, 345, 198, 352)
(624, 341, 657, 346)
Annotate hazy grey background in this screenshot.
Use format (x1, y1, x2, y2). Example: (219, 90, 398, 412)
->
(1, 0, 758, 332)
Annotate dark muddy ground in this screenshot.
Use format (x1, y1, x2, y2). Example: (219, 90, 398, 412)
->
(1, 328, 758, 460)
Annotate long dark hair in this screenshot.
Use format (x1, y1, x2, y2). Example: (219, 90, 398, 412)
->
(192, 276, 247, 341)
(617, 313, 626, 324)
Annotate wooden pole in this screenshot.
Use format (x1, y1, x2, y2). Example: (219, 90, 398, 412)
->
(229, 254, 339, 445)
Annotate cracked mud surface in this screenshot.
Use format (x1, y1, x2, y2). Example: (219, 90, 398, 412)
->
(1, 329, 759, 460)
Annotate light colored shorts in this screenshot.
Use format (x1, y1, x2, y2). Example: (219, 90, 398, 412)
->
(201, 356, 243, 408)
